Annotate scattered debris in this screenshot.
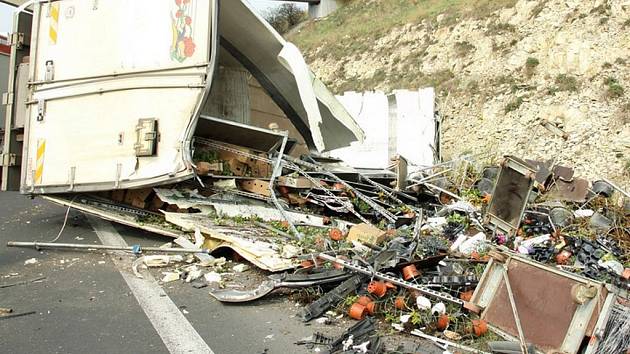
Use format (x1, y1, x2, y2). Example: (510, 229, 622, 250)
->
(23, 258, 38, 265)
(161, 272, 181, 283)
(18, 142, 630, 353)
(0, 276, 46, 289)
(232, 264, 250, 273)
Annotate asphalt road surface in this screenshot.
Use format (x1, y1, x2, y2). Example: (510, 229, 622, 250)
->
(0, 192, 436, 354)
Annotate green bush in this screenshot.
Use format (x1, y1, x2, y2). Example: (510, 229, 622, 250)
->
(607, 84, 624, 98)
(264, 4, 307, 34)
(525, 57, 540, 69)
(548, 74, 579, 94)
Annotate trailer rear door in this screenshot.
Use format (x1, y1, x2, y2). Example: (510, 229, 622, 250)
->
(19, 0, 216, 194)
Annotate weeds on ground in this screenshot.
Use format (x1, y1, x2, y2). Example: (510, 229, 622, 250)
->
(505, 96, 524, 113)
(548, 74, 579, 94)
(524, 57, 540, 77)
(454, 41, 475, 57)
(289, 0, 518, 57)
(604, 77, 625, 99)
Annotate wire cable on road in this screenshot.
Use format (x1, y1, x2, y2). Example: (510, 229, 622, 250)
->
(49, 196, 76, 243)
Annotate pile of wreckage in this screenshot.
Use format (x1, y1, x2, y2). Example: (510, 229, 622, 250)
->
(11, 118, 629, 354)
(3, 1, 627, 351)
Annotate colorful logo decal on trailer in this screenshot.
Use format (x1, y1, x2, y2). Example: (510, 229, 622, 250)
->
(171, 0, 196, 62)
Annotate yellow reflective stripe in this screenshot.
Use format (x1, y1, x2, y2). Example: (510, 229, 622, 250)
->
(49, 3, 59, 44)
(35, 139, 46, 184)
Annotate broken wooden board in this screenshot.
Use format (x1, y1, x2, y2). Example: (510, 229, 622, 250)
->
(163, 212, 297, 272)
(238, 179, 271, 197)
(277, 176, 317, 189)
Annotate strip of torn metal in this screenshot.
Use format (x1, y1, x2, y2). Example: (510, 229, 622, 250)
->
(219, 0, 364, 152)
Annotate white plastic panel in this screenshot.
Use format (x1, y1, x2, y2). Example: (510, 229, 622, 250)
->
(330, 88, 437, 173)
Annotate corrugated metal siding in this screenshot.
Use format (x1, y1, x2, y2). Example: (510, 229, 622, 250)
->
(202, 66, 251, 125)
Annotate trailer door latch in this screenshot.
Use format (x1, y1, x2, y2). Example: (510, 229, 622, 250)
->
(134, 118, 158, 157)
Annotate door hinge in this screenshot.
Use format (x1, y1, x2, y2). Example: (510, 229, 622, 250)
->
(2, 153, 18, 167)
(37, 99, 46, 121)
(45, 60, 55, 81)
(134, 118, 159, 157)
(1, 92, 13, 106)
(10, 32, 24, 49)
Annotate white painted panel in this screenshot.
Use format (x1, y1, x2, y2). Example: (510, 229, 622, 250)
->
(332, 92, 390, 168)
(330, 89, 437, 173)
(34, 0, 211, 81)
(395, 88, 436, 169)
(23, 0, 213, 192)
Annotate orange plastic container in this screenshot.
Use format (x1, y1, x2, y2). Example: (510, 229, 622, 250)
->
(394, 296, 406, 310)
(357, 296, 372, 306)
(367, 281, 388, 297)
(472, 319, 488, 336)
(402, 265, 420, 280)
(348, 303, 367, 320)
(329, 228, 344, 241)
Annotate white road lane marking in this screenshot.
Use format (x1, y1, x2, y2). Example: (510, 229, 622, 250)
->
(88, 216, 215, 354)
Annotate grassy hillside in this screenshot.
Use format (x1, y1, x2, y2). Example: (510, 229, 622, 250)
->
(289, 0, 630, 185)
(290, 0, 517, 58)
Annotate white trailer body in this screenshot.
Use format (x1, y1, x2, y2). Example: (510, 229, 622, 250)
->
(2, 0, 363, 194)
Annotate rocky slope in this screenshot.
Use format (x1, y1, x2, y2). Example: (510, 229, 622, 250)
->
(291, 0, 630, 187)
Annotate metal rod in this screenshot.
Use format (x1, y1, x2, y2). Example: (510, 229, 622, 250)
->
(268, 134, 302, 240)
(0, 311, 37, 320)
(407, 168, 453, 189)
(318, 253, 463, 305)
(0, 276, 46, 289)
(602, 178, 630, 199)
(7, 241, 208, 254)
(423, 182, 463, 201)
(253, 221, 293, 240)
(502, 265, 529, 354)
(410, 330, 492, 354)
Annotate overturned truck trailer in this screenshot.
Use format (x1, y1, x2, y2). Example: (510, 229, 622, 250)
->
(2, 0, 363, 194)
(1, 0, 369, 270)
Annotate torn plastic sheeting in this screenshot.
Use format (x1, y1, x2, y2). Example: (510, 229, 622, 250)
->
(163, 212, 296, 272)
